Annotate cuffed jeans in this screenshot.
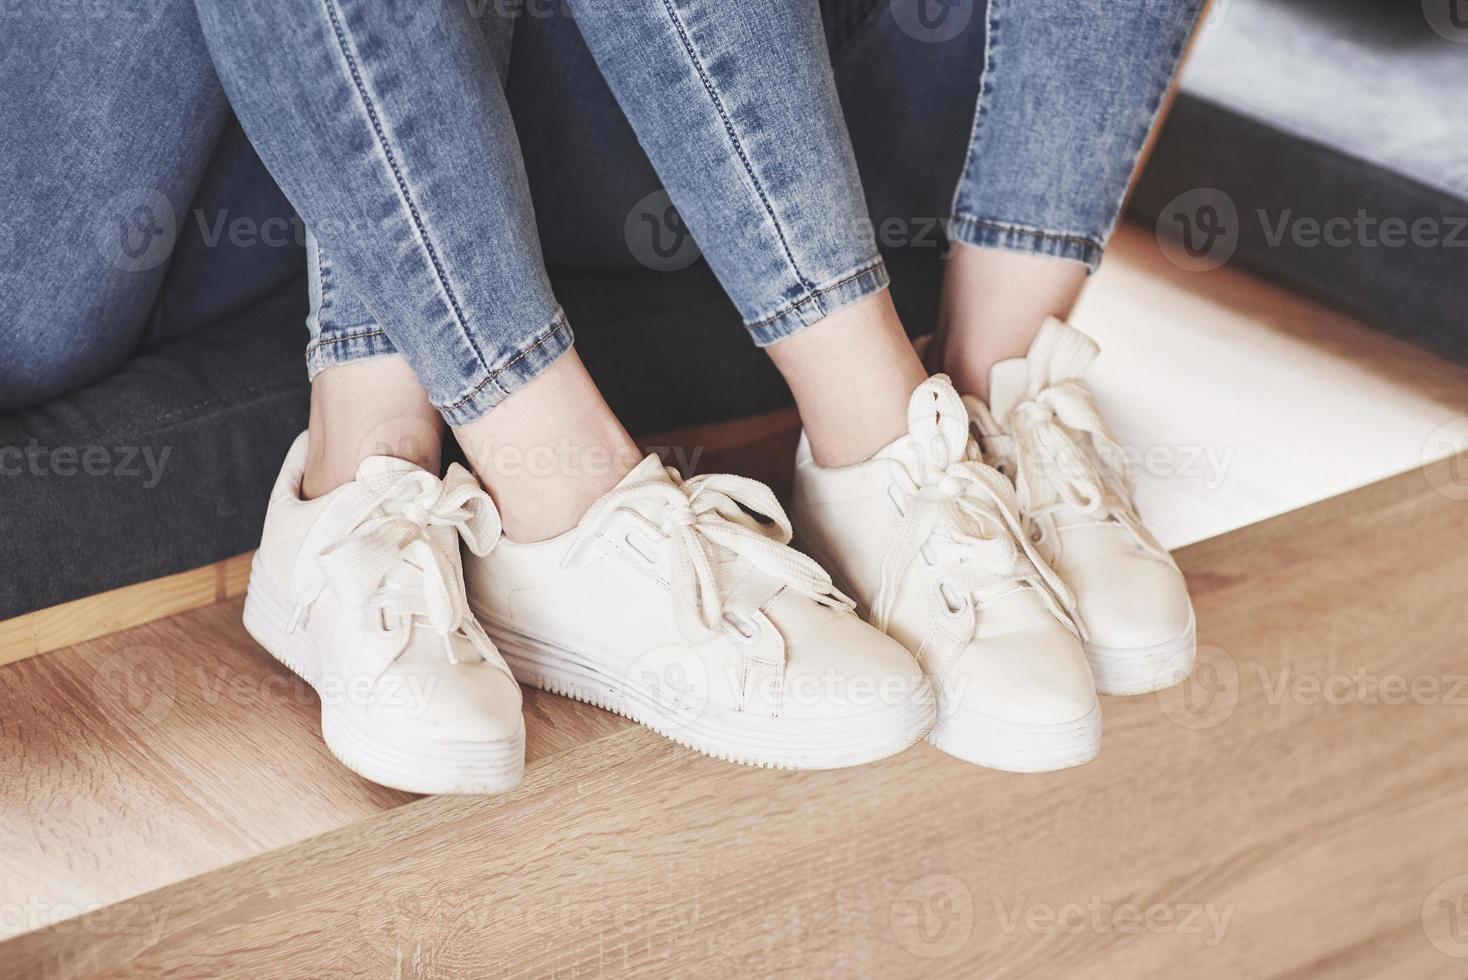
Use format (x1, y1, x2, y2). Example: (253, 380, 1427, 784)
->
(0, 0, 1203, 417)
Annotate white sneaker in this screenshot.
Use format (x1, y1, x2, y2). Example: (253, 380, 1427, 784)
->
(965, 317, 1196, 696)
(243, 434, 524, 794)
(465, 455, 936, 770)
(791, 377, 1101, 773)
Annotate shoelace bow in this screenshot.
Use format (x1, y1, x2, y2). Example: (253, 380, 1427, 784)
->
(870, 377, 1078, 638)
(288, 464, 501, 665)
(566, 466, 855, 643)
(972, 344, 1167, 563)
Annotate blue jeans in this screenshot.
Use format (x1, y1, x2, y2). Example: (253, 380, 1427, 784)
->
(0, 0, 1202, 417)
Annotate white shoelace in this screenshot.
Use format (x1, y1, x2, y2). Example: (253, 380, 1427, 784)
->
(970, 329, 1168, 562)
(566, 464, 855, 643)
(869, 377, 1078, 638)
(288, 464, 501, 665)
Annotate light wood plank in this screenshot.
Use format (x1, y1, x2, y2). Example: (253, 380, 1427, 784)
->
(214, 552, 254, 601)
(5, 455, 1466, 978)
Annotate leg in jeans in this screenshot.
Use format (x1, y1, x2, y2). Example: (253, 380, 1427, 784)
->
(566, 0, 929, 466)
(827, 0, 1204, 697)
(192, 0, 936, 781)
(0, 0, 232, 409)
(562, 1, 1110, 770)
(930, 0, 1205, 393)
(193, 0, 639, 540)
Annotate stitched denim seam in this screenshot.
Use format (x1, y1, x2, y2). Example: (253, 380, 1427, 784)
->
(441, 312, 570, 412)
(950, 216, 1101, 251)
(320, 0, 492, 375)
(307, 327, 389, 352)
(1099, 2, 1206, 245)
(951, 0, 1000, 219)
(657, 0, 821, 308)
(745, 257, 885, 330)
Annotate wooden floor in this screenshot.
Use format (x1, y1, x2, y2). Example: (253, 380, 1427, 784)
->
(4, 228, 1468, 977)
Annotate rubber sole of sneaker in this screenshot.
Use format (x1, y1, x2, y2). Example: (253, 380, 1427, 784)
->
(926, 697, 1102, 773)
(1084, 615, 1197, 697)
(242, 557, 525, 795)
(482, 617, 938, 771)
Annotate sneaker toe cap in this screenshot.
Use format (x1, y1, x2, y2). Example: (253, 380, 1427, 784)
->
(942, 622, 1098, 726)
(1066, 553, 1194, 651)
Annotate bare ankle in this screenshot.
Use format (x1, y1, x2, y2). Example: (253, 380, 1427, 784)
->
(766, 290, 928, 468)
(936, 242, 1087, 401)
(302, 357, 443, 500)
(453, 348, 640, 542)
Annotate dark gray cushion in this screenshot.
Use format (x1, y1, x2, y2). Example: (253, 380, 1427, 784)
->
(1129, 0, 1468, 357)
(0, 250, 941, 618)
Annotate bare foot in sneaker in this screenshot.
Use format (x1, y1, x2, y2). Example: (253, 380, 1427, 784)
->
(965, 318, 1196, 695)
(931, 245, 1195, 695)
(247, 427, 524, 795)
(792, 376, 1100, 772)
(457, 354, 936, 769)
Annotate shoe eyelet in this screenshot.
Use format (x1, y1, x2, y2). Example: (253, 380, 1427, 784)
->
(624, 527, 659, 564)
(723, 610, 759, 642)
(937, 582, 967, 617)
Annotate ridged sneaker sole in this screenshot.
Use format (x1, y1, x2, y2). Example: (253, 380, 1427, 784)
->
(927, 697, 1102, 773)
(242, 557, 525, 795)
(1084, 615, 1197, 697)
(481, 617, 937, 770)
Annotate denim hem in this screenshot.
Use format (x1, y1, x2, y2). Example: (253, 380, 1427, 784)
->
(436, 311, 575, 426)
(748, 258, 891, 347)
(305, 327, 399, 381)
(948, 215, 1103, 271)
